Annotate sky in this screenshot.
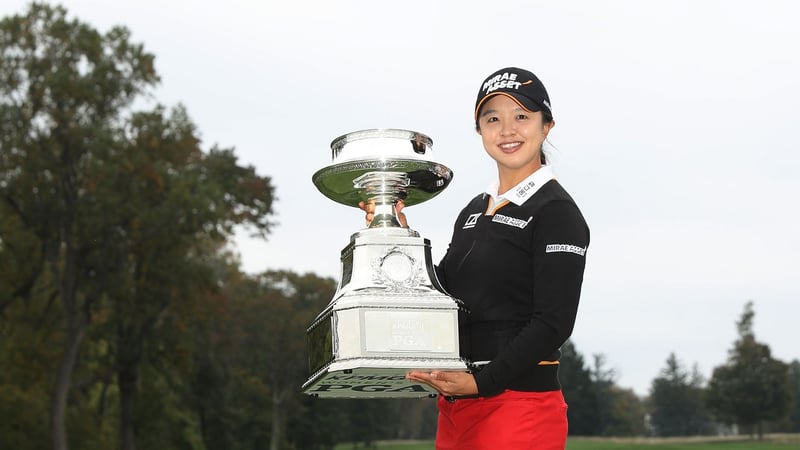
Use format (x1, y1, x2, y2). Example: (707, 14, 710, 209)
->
(4, 0, 798, 396)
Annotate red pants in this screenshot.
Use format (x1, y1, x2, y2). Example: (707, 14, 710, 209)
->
(435, 390, 568, 450)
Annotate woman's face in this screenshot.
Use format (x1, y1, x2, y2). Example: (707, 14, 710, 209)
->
(477, 94, 554, 182)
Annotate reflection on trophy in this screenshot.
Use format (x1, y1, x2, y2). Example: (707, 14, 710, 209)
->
(302, 129, 469, 398)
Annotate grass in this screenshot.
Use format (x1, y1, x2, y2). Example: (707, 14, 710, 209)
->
(335, 434, 800, 450)
(564, 436, 800, 450)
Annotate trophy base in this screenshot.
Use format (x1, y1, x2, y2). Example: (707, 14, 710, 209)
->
(302, 358, 468, 398)
(302, 189, 469, 399)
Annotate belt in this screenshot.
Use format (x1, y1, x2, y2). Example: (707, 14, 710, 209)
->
(443, 394, 480, 403)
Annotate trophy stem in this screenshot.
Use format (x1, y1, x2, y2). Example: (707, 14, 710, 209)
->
(369, 198, 401, 228)
(352, 171, 409, 229)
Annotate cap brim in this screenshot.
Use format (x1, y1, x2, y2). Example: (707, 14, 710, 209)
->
(474, 92, 543, 121)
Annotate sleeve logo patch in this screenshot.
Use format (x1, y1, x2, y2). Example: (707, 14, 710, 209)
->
(545, 244, 586, 256)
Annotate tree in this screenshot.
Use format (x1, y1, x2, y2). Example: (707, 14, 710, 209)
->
(788, 360, 800, 432)
(706, 301, 792, 439)
(648, 353, 714, 436)
(1, 4, 275, 449)
(589, 354, 646, 436)
(104, 105, 273, 450)
(252, 271, 336, 450)
(174, 251, 245, 450)
(287, 396, 348, 450)
(1, 4, 159, 449)
(180, 269, 338, 450)
(0, 194, 43, 314)
(560, 340, 601, 435)
(0, 282, 66, 450)
(589, 353, 617, 435)
(606, 386, 647, 436)
(0, 186, 54, 449)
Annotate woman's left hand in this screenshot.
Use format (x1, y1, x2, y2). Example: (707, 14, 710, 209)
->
(405, 370, 478, 397)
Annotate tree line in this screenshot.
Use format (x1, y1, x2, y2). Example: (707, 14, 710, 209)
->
(560, 301, 799, 439)
(1, 3, 798, 450)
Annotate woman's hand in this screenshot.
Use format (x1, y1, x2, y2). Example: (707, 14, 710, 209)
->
(405, 370, 479, 397)
(358, 199, 408, 228)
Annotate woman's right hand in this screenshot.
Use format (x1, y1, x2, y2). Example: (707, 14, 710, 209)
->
(358, 200, 408, 228)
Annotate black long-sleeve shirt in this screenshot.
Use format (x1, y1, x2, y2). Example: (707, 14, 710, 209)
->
(435, 176, 589, 397)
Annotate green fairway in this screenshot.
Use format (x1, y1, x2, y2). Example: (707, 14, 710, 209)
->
(335, 435, 800, 450)
(564, 438, 800, 450)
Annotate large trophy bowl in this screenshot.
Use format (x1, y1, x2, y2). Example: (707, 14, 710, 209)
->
(302, 129, 469, 398)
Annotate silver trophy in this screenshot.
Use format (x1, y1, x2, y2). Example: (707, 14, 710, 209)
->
(302, 129, 468, 398)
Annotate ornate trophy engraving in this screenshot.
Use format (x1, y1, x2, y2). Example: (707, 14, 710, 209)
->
(302, 129, 468, 398)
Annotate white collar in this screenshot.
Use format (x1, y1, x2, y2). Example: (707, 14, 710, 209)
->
(486, 165, 556, 206)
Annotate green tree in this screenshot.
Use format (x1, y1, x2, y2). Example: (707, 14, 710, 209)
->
(560, 340, 601, 435)
(648, 353, 714, 436)
(1, 4, 275, 449)
(254, 271, 336, 450)
(589, 354, 645, 436)
(106, 105, 273, 450)
(0, 196, 43, 314)
(0, 4, 159, 449)
(590, 354, 616, 435)
(180, 269, 339, 450)
(174, 250, 245, 450)
(786, 360, 800, 432)
(606, 386, 646, 436)
(0, 184, 54, 448)
(287, 396, 348, 450)
(706, 301, 792, 439)
(382, 398, 438, 439)
(0, 283, 66, 450)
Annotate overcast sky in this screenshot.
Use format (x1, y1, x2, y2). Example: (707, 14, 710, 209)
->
(5, 0, 798, 396)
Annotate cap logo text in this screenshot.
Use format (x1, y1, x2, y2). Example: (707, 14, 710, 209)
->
(483, 72, 523, 94)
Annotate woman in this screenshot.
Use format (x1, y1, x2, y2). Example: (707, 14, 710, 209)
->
(365, 67, 589, 449)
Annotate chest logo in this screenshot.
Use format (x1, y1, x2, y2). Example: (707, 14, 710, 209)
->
(462, 213, 481, 229)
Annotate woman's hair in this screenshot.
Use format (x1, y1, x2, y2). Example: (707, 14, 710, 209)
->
(475, 110, 554, 165)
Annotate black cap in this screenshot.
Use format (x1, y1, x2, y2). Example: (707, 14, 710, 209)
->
(474, 67, 552, 121)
